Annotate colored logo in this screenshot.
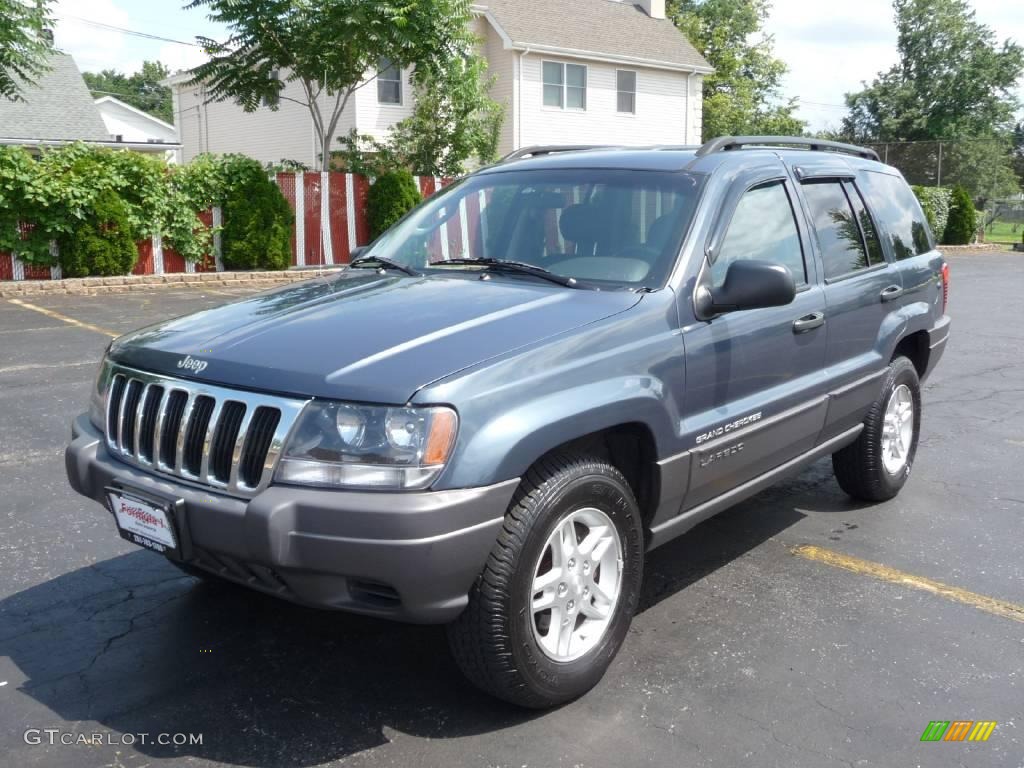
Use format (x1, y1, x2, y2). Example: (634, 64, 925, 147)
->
(920, 721, 997, 742)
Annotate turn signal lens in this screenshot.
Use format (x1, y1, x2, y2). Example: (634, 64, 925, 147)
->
(424, 409, 457, 465)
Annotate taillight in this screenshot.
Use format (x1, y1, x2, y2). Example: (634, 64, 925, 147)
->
(941, 263, 950, 313)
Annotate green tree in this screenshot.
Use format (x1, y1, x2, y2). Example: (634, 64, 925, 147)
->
(59, 190, 139, 277)
(843, 0, 1024, 142)
(366, 169, 422, 239)
(339, 53, 503, 177)
(668, 0, 803, 140)
(1013, 121, 1024, 188)
(83, 61, 173, 123)
(188, 0, 476, 171)
(943, 185, 977, 245)
(0, 0, 54, 100)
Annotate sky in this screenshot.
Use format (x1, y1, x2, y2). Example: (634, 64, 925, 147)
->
(52, 0, 1024, 131)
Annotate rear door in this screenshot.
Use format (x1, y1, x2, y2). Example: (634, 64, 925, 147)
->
(791, 167, 901, 439)
(680, 164, 829, 509)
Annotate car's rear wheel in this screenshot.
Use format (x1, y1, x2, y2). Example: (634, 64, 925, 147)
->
(447, 453, 644, 708)
(833, 356, 921, 501)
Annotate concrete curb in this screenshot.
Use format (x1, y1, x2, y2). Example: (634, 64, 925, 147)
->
(0, 269, 344, 298)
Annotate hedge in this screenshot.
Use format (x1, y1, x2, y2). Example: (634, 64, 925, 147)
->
(0, 145, 294, 276)
(912, 186, 952, 243)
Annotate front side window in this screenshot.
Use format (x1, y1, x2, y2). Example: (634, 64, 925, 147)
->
(377, 59, 402, 105)
(543, 61, 587, 110)
(364, 169, 705, 289)
(617, 70, 637, 114)
(711, 182, 806, 288)
(858, 171, 933, 259)
(802, 180, 876, 279)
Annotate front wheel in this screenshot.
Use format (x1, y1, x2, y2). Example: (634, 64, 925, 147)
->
(833, 356, 921, 501)
(447, 454, 644, 708)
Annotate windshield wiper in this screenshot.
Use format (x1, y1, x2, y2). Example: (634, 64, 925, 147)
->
(436, 258, 580, 288)
(349, 256, 420, 276)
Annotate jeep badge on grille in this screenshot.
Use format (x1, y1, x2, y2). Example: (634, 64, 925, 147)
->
(177, 355, 209, 373)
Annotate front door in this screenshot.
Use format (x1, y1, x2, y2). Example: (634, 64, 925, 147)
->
(680, 174, 829, 509)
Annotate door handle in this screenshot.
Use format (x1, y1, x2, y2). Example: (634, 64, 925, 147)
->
(792, 311, 825, 333)
(880, 284, 904, 302)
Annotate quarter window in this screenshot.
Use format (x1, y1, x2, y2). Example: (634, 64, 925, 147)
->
(377, 59, 402, 105)
(543, 61, 587, 110)
(802, 181, 876, 279)
(617, 70, 637, 114)
(858, 171, 934, 259)
(712, 182, 806, 288)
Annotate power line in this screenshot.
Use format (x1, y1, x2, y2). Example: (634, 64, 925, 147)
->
(58, 15, 201, 47)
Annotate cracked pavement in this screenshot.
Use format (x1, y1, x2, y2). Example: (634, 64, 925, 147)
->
(1, 254, 1022, 767)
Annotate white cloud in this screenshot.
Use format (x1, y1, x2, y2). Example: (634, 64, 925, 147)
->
(53, 0, 138, 72)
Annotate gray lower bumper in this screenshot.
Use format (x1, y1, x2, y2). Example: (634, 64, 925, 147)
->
(66, 414, 518, 623)
(924, 314, 951, 381)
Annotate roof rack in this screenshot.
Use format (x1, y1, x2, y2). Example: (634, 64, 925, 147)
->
(695, 136, 880, 162)
(501, 145, 619, 162)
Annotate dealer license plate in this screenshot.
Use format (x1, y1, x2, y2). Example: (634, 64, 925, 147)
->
(107, 489, 178, 554)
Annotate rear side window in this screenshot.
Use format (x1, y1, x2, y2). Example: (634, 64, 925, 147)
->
(802, 181, 877, 279)
(712, 182, 806, 287)
(858, 172, 933, 259)
(844, 180, 885, 266)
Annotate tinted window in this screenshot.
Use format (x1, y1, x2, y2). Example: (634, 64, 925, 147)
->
(712, 182, 805, 287)
(858, 171, 933, 259)
(845, 181, 885, 266)
(802, 181, 873, 279)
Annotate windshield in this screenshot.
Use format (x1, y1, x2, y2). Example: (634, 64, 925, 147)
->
(363, 168, 705, 289)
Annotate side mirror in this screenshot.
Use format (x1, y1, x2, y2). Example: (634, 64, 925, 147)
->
(695, 259, 796, 318)
(348, 245, 369, 262)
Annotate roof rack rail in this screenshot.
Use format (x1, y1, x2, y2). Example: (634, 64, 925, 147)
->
(695, 136, 880, 162)
(501, 145, 619, 162)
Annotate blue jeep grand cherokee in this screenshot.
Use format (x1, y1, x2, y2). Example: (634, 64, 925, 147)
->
(66, 137, 951, 708)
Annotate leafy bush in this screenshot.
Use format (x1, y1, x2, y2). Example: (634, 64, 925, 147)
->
(367, 170, 422, 239)
(216, 155, 294, 270)
(59, 190, 138, 277)
(912, 186, 952, 242)
(943, 185, 977, 245)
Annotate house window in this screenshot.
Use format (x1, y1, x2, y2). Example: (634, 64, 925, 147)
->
(617, 70, 637, 114)
(262, 69, 280, 108)
(542, 61, 587, 110)
(377, 59, 402, 105)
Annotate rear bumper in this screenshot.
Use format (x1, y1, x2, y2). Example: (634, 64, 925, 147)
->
(66, 414, 518, 623)
(924, 314, 951, 381)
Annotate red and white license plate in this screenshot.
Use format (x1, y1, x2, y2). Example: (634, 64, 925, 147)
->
(107, 490, 177, 554)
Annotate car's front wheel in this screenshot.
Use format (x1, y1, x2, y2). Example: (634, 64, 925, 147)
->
(447, 453, 644, 708)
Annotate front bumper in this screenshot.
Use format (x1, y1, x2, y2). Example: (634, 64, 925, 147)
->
(66, 414, 518, 623)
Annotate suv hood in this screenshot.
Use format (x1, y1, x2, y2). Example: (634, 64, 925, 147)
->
(109, 271, 642, 404)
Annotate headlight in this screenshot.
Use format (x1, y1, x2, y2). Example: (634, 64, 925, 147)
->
(275, 402, 458, 490)
(88, 357, 113, 432)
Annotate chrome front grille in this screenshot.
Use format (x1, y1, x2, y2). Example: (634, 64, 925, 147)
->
(102, 362, 309, 497)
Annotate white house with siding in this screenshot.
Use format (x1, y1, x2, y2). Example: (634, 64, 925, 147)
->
(164, 0, 711, 166)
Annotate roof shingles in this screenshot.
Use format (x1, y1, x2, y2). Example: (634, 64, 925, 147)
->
(477, 0, 711, 71)
(0, 53, 110, 142)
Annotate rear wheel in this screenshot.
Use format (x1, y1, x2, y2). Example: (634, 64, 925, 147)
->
(447, 453, 644, 708)
(833, 356, 921, 501)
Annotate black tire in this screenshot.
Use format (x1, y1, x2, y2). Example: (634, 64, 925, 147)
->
(833, 356, 921, 502)
(447, 453, 645, 709)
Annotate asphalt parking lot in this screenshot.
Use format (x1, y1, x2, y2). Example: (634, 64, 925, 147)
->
(0, 251, 1021, 768)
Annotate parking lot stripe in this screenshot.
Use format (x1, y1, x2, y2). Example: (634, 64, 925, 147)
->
(6, 298, 119, 338)
(792, 545, 1024, 624)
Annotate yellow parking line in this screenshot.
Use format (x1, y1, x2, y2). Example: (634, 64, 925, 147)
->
(6, 298, 119, 338)
(792, 545, 1024, 624)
